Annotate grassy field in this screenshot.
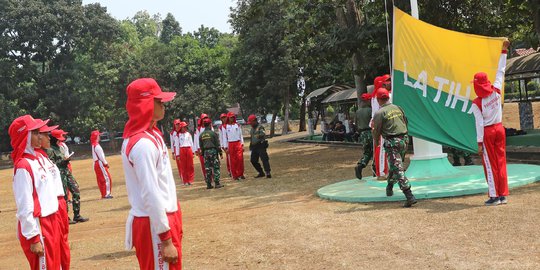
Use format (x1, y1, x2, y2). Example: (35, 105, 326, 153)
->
(0, 132, 539, 269)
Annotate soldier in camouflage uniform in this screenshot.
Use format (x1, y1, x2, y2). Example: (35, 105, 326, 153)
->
(247, 114, 272, 178)
(199, 118, 224, 189)
(450, 147, 473, 166)
(48, 134, 89, 223)
(372, 88, 417, 207)
(354, 93, 375, 179)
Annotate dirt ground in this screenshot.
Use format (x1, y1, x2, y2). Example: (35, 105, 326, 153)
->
(1, 131, 539, 270)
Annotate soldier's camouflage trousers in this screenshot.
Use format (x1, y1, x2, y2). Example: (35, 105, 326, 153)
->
(60, 168, 81, 218)
(204, 149, 221, 186)
(383, 135, 411, 190)
(358, 130, 373, 167)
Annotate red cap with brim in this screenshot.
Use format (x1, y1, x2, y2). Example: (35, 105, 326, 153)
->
(9, 115, 48, 163)
(179, 121, 188, 128)
(51, 129, 67, 141)
(203, 118, 212, 124)
(376, 88, 390, 99)
(220, 113, 227, 118)
(247, 114, 257, 124)
(173, 119, 181, 125)
(39, 124, 59, 133)
(472, 72, 493, 98)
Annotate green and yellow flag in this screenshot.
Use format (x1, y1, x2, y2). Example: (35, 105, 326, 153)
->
(392, 7, 505, 152)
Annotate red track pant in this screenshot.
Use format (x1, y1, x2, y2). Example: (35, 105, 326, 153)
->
(57, 197, 70, 270)
(225, 151, 231, 175)
(373, 136, 388, 177)
(132, 209, 183, 270)
(481, 123, 508, 197)
(179, 147, 194, 184)
(228, 141, 244, 179)
(94, 160, 112, 198)
(18, 213, 61, 270)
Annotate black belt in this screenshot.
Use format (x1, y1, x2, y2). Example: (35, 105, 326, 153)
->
(385, 133, 406, 139)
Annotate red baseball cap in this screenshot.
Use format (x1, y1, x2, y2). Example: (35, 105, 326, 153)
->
(9, 115, 49, 162)
(203, 118, 212, 124)
(200, 113, 209, 119)
(376, 88, 390, 99)
(39, 123, 59, 133)
(227, 112, 236, 118)
(247, 114, 257, 124)
(472, 72, 493, 98)
(126, 78, 176, 102)
(51, 129, 68, 141)
(220, 113, 227, 118)
(173, 119, 181, 125)
(179, 121, 188, 128)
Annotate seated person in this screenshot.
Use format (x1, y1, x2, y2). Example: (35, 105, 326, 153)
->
(346, 121, 358, 142)
(332, 121, 346, 141)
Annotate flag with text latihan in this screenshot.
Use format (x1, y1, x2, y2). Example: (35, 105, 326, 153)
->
(392, 7, 505, 153)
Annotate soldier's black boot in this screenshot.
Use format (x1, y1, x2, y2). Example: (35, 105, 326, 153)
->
(206, 182, 214, 189)
(255, 170, 265, 178)
(355, 163, 365, 179)
(386, 182, 394, 196)
(215, 182, 224, 189)
(402, 188, 417, 208)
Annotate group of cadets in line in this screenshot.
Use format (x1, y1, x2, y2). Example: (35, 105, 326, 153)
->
(170, 111, 272, 189)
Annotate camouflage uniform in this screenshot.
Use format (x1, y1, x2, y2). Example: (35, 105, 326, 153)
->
(383, 134, 411, 190)
(450, 148, 473, 166)
(372, 102, 416, 207)
(47, 146, 82, 218)
(358, 129, 374, 168)
(199, 127, 223, 188)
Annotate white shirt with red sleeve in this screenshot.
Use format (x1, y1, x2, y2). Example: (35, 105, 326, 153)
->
(92, 144, 108, 165)
(122, 130, 178, 242)
(13, 157, 59, 240)
(224, 123, 244, 148)
(178, 132, 194, 153)
(470, 52, 507, 143)
(219, 125, 227, 148)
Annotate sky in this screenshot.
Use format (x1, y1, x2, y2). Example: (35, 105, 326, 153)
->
(81, 0, 236, 33)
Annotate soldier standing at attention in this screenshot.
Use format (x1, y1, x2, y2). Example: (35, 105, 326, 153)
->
(372, 88, 417, 207)
(49, 131, 90, 223)
(199, 118, 224, 189)
(247, 114, 272, 178)
(354, 93, 374, 179)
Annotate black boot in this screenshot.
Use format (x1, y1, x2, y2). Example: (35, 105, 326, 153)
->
(215, 182, 224, 188)
(255, 172, 265, 178)
(206, 182, 214, 189)
(386, 182, 394, 197)
(355, 163, 365, 179)
(402, 188, 417, 208)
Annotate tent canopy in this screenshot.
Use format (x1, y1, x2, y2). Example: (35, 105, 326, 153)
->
(321, 85, 375, 104)
(306, 84, 353, 100)
(506, 52, 540, 80)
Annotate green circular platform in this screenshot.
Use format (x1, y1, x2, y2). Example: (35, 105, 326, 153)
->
(317, 164, 540, 202)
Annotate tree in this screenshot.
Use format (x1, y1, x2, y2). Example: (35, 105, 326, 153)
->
(160, 13, 182, 44)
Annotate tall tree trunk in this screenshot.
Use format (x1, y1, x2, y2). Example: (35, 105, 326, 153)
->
(532, 0, 540, 46)
(270, 111, 277, 136)
(337, 0, 367, 107)
(298, 95, 306, 132)
(282, 87, 290, 135)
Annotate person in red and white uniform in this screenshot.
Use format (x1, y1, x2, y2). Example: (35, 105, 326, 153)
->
(176, 121, 195, 185)
(470, 39, 510, 206)
(91, 130, 113, 199)
(37, 123, 71, 270)
(121, 78, 182, 269)
(170, 119, 182, 180)
(9, 115, 62, 269)
(370, 75, 391, 179)
(224, 112, 245, 180)
(218, 113, 232, 177)
(193, 113, 211, 179)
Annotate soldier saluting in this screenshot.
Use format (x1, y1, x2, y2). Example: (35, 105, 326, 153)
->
(372, 88, 417, 207)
